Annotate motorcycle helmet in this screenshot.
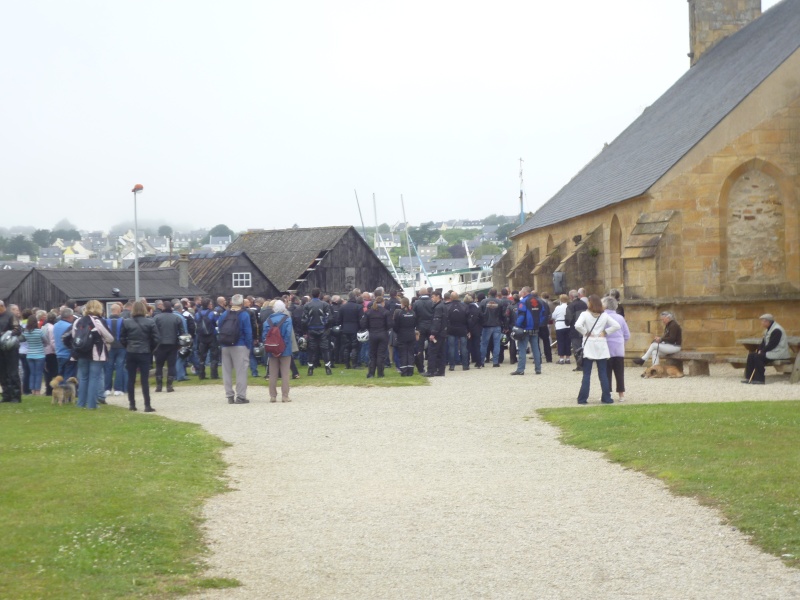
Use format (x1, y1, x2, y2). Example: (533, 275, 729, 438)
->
(511, 326, 525, 341)
(178, 334, 193, 347)
(500, 333, 508, 348)
(178, 345, 192, 359)
(0, 331, 19, 352)
(331, 325, 342, 335)
(356, 330, 370, 343)
(253, 343, 265, 358)
(297, 335, 308, 351)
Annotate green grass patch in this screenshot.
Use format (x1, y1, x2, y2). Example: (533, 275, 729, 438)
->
(0, 397, 236, 599)
(166, 364, 428, 389)
(538, 401, 800, 568)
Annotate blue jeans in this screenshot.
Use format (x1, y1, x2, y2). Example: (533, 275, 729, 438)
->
(578, 358, 612, 404)
(249, 347, 259, 376)
(57, 356, 77, 380)
(77, 358, 104, 409)
(515, 332, 541, 374)
(104, 348, 127, 391)
(447, 335, 469, 369)
(176, 354, 188, 380)
(480, 326, 501, 365)
(27, 357, 45, 392)
(359, 341, 369, 366)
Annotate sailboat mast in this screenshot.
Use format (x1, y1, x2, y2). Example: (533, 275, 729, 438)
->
(354, 189, 368, 240)
(400, 194, 412, 269)
(519, 157, 525, 225)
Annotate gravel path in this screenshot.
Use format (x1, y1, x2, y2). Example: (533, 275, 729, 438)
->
(108, 364, 800, 599)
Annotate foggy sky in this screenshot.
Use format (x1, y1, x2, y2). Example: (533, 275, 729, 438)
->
(0, 1, 780, 234)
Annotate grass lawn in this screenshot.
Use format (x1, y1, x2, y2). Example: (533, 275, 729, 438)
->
(538, 401, 800, 568)
(166, 362, 429, 389)
(0, 397, 237, 599)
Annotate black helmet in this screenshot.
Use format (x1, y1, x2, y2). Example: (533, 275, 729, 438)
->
(0, 331, 19, 352)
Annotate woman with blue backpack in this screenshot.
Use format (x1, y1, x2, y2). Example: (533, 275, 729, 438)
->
(264, 300, 294, 402)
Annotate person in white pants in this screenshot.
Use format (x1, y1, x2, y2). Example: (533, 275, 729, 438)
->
(633, 311, 682, 366)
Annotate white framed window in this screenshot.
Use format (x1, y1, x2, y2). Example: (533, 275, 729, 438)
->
(232, 272, 252, 288)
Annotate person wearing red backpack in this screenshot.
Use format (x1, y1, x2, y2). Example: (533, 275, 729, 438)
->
(264, 300, 294, 402)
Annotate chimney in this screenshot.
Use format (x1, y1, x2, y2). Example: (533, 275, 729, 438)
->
(178, 253, 189, 289)
(688, 0, 761, 66)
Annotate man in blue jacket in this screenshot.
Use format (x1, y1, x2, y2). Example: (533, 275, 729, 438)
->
(218, 294, 253, 404)
(511, 286, 542, 376)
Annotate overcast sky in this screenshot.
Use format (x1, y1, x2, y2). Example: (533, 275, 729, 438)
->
(0, 1, 781, 234)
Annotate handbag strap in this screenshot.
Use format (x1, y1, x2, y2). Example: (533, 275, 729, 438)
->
(581, 315, 601, 348)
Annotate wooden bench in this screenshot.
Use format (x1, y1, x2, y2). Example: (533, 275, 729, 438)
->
(663, 351, 715, 377)
(735, 336, 800, 384)
(727, 356, 799, 382)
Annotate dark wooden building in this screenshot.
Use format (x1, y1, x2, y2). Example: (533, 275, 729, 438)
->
(0, 268, 205, 310)
(136, 251, 280, 300)
(228, 226, 400, 296)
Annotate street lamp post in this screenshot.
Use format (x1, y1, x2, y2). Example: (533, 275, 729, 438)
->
(132, 184, 143, 301)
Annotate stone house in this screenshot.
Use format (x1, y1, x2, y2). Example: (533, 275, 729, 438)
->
(499, 0, 800, 356)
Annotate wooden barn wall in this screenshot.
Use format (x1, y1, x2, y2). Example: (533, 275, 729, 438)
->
(203, 256, 280, 300)
(300, 229, 399, 296)
(9, 272, 66, 310)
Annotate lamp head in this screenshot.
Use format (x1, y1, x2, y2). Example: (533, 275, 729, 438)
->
(132, 184, 144, 193)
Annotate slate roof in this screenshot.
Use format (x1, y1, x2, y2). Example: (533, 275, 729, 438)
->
(227, 226, 353, 291)
(514, 0, 800, 236)
(34, 268, 205, 301)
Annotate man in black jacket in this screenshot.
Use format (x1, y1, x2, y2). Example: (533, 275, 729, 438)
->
(446, 292, 469, 371)
(338, 292, 362, 368)
(413, 288, 433, 374)
(424, 290, 448, 377)
(565, 289, 587, 371)
(0, 301, 22, 403)
(303, 288, 332, 376)
(467, 293, 484, 368)
(480, 289, 503, 368)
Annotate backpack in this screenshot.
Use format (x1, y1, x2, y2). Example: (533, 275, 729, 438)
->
(72, 317, 96, 356)
(521, 296, 541, 330)
(264, 315, 288, 356)
(197, 310, 214, 338)
(183, 312, 196, 337)
(105, 318, 123, 341)
(217, 311, 242, 346)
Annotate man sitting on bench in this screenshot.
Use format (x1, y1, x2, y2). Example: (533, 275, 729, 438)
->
(742, 314, 791, 385)
(633, 311, 682, 366)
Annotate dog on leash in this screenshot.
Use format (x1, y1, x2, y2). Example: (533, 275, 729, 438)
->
(642, 364, 684, 379)
(51, 376, 79, 404)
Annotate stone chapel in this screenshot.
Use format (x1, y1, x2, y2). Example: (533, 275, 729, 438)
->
(499, 0, 800, 356)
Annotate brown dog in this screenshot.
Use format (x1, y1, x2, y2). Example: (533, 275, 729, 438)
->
(642, 364, 684, 379)
(51, 376, 78, 404)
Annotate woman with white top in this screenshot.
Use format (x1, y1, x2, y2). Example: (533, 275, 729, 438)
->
(574, 294, 621, 405)
(551, 293, 571, 364)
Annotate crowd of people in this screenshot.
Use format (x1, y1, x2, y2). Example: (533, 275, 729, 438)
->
(0, 284, 791, 407)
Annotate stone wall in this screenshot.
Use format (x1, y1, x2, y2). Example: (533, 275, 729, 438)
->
(689, 0, 761, 66)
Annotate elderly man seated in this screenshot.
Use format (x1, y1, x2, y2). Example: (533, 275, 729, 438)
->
(633, 311, 682, 366)
(742, 313, 791, 385)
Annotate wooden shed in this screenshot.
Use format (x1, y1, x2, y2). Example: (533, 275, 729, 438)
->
(228, 226, 400, 296)
(2, 268, 205, 310)
(135, 251, 280, 300)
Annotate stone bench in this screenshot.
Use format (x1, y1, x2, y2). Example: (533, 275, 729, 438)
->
(662, 351, 715, 377)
